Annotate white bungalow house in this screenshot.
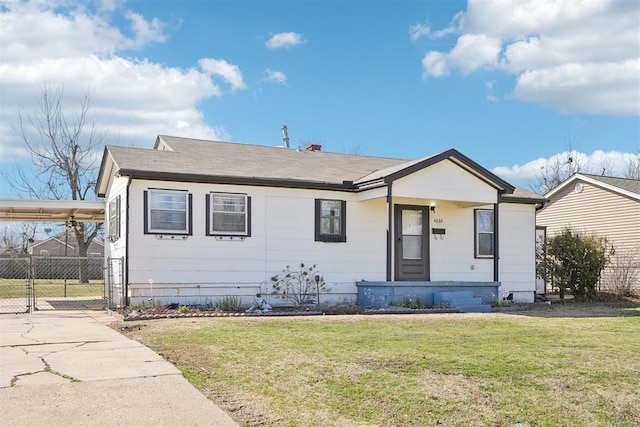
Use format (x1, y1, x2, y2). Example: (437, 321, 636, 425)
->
(97, 135, 545, 310)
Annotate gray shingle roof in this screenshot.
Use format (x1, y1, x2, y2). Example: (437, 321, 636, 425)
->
(580, 173, 640, 196)
(100, 135, 542, 203)
(108, 135, 406, 185)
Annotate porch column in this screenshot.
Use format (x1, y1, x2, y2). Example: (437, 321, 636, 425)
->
(493, 202, 499, 282)
(386, 183, 393, 281)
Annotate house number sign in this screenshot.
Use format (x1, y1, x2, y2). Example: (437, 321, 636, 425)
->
(433, 218, 443, 224)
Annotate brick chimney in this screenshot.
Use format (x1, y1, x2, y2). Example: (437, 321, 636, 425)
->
(305, 143, 322, 152)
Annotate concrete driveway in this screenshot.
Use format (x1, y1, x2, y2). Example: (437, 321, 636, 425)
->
(0, 310, 238, 427)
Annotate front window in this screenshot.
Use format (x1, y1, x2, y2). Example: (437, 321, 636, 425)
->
(145, 189, 191, 234)
(207, 193, 250, 236)
(475, 209, 494, 258)
(315, 199, 346, 242)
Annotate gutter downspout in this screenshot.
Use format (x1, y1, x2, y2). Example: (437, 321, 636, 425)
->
(124, 176, 131, 306)
(386, 183, 393, 281)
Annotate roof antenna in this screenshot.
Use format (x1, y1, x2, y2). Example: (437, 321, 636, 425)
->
(281, 125, 290, 148)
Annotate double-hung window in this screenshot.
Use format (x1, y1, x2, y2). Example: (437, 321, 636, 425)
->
(144, 189, 192, 234)
(207, 193, 251, 236)
(315, 199, 346, 242)
(108, 195, 121, 242)
(474, 209, 494, 258)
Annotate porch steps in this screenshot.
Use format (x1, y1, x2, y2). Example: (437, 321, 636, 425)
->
(433, 291, 491, 313)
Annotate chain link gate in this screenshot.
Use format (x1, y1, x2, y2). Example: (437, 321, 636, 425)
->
(0, 256, 30, 313)
(107, 257, 125, 309)
(31, 256, 106, 310)
(0, 256, 106, 312)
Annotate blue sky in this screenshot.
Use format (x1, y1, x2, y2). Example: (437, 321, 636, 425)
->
(1, 0, 639, 199)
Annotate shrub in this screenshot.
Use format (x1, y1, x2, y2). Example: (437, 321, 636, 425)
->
(217, 295, 242, 311)
(271, 263, 329, 308)
(604, 249, 640, 296)
(537, 228, 614, 299)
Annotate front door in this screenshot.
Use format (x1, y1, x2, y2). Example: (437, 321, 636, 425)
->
(395, 205, 429, 281)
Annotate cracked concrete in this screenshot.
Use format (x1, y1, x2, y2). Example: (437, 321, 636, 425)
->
(0, 310, 238, 426)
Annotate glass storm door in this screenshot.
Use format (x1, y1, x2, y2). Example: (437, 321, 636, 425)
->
(395, 205, 429, 281)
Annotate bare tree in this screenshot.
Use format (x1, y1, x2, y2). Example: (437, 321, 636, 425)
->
(531, 151, 583, 194)
(0, 223, 38, 255)
(624, 153, 640, 179)
(9, 84, 103, 259)
(346, 144, 365, 155)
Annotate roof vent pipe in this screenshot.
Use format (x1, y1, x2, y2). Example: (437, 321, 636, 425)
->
(281, 125, 290, 148)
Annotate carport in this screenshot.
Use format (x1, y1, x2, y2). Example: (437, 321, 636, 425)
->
(0, 198, 106, 313)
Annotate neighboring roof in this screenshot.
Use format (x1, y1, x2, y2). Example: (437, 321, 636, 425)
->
(97, 134, 518, 198)
(502, 186, 547, 204)
(545, 173, 640, 201)
(31, 233, 105, 249)
(0, 199, 105, 223)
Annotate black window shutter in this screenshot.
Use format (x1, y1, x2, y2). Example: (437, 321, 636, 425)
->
(205, 194, 211, 236)
(246, 196, 252, 237)
(188, 193, 193, 235)
(143, 191, 149, 234)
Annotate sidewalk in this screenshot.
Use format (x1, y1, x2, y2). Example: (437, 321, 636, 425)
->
(0, 310, 238, 427)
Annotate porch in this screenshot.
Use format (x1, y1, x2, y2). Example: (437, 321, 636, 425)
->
(356, 281, 500, 313)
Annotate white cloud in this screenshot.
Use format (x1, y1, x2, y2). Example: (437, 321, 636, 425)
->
(485, 80, 498, 102)
(409, 22, 432, 41)
(448, 34, 501, 74)
(493, 150, 639, 184)
(0, 0, 242, 162)
(266, 32, 305, 49)
(422, 52, 449, 77)
(410, 12, 463, 41)
(199, 58, 247, 92)
(420, 0, 640, 116)
(263, 69, 287, 84)
(513, 60, 640, 115)
(124, 11, 166, 48)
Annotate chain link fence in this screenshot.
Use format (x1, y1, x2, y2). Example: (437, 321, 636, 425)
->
(0, 256, 30, 313)
(107, 257, 125, 309)
(0, 255, 106, 313)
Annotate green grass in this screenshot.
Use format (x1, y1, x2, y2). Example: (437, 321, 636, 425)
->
(120, 303, 640, 426)
(0, 279, 104, 298)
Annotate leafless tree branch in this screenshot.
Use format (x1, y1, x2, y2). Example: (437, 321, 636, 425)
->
(7, 83, 104, 257)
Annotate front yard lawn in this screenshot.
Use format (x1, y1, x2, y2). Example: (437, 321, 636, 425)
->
(118, 300, 640, 426)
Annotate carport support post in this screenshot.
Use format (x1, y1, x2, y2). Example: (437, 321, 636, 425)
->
(63, 229, 68, 297)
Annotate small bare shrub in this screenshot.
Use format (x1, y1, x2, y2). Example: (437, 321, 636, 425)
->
(271, 263, 329, 308)
(604, 250, 640, 296)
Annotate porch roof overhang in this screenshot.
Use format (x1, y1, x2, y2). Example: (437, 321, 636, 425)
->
(0, 199, 105, 223)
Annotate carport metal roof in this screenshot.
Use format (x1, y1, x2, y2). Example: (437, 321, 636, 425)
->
(0, 199, 105, 223)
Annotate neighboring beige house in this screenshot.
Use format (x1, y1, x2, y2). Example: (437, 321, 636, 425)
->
(536, 173, 640, 294)
(29, 233, 104, 257)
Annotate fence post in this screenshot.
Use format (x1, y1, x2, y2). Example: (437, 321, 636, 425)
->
(29, 255, 34, 313)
